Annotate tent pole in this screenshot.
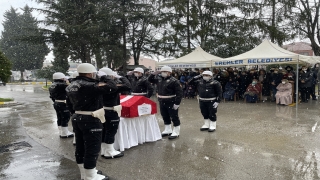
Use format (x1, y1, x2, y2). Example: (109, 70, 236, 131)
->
(296, 58, 299, 112)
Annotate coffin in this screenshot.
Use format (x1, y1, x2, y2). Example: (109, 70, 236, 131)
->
(120, 95, 157, 118)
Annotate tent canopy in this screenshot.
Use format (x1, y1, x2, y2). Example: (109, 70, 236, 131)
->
(157, 46, 221, 68)
(213, 40, 320, 67)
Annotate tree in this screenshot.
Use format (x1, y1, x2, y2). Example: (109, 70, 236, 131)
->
(231, 0, 297, 46)
(0, 51, 12, 83)
(0, 6, 49, 80)
(293, 0, 320, 56)
(36, 66, 55, 86)
(36, 0, 109, 64)
(51, 28, 70, 73)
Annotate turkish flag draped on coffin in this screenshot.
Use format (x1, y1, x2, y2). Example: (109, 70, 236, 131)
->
(120, 95, 157, 118)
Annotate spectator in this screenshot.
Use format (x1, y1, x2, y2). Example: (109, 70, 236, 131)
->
(275, 78, 292, 105)
(244, 79, 262, 103)
(270, 68, 283, 101)
(223, 77, 238, 101)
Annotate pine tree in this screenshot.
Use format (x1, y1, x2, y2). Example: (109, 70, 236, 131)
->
(0, 6, 49, 80)
(0, 51, 12, 83)
(52, 28, 70, 73)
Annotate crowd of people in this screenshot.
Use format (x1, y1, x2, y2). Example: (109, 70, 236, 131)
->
(47, 62, 320, 180)
(162, 64, 320, 104)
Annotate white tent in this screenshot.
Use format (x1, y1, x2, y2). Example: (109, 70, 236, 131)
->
(213, 40, 320, 67)
(157, 46, 222, 68)
(213, 39, 320, 110)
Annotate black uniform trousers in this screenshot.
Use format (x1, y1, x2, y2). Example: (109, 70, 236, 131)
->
(159, 100, 180, 126)
(310, 84, 316, 99)
(300, 87, 311, 101)
(102, 110, 120, 144)
(53, 102, 70, 127)
(72, 114, 103, 169)
(199, 100, 218, 121)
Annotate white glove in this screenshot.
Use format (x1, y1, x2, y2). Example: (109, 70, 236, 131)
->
(213, 102, 219, 108)
(113, 72, 122, 79)
(114, 74, 122, 79)
(97, 71, 107, 77)
(173, 104, 179, 110)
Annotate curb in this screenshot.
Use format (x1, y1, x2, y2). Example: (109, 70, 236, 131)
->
(0, 101, 16, 105)
(7, 82, 52, 85)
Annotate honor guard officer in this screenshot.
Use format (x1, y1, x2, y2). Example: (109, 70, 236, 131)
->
(98, 68, 131, 159)
(66, 63, 117, 180)
(188, 71, 222, 132)
(148, 66, 183, 139)
(130, 67, 154, 98)
(49, 72, 74, 138)
(67, 71, 79, 145)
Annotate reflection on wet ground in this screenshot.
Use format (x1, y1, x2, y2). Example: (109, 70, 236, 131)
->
(0, 85, 79, 180)
(1, 85, 320, 179)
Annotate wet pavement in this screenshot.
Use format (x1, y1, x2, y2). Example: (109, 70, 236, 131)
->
(1, 85, 320, 180)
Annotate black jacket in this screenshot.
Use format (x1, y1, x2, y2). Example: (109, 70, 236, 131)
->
(299, 70, 313, 88)
(49, 80, 68, 102)
(129, 75, 154, 98)
(101, 76, 131, 107)
(270, 73, 283, 87)
(188, 77, 222, 102)
(148, 74, 183, 105)
(66, 76, 117, 112)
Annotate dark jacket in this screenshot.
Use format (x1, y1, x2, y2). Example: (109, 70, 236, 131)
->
(148, 74, 183, 105)
(299, 70, 313, 88)
(188, 77, 222, 102)
(66, 76, 117, 112)
(270, 73, 283, 87)
(49, 80, 68, 102)
(129, 75, 154, 98)
(101, 76, 131, 107)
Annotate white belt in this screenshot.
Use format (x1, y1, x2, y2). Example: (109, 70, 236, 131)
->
(132, 93, 147, 95)
(199, 97, 216, 101)
(55, 100, 66, 103)
(103, 106, 114, 110)
(157, 95, 176, 99)
(103, 105, 122, 117)
(75, 111, 93, 115)
(75, 108, 106, 123)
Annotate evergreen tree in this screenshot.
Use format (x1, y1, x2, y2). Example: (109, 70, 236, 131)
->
(52, 28, 70, 73)
(0, 51, 12, 83)
(0, 6, 49, 80)
(231, 0, 297, 46)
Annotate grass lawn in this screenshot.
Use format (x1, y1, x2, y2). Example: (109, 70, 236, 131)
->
(42, 85, 51, 90)
(0, 98, 14, 102)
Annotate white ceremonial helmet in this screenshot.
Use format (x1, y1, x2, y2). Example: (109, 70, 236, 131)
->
(53, 72, 65, 80)
(71, 71, 79, 78)
(160, 66, 172, 72)
(77, 63, 97, 73)
(133, 67, 144, 74)
(202, 71, 213, 76)
(99, 67, 114, 76)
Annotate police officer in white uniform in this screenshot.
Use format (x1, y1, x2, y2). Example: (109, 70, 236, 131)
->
(130, 67, 154, 98)
(98, 68, 131, 159)
(49, 72, 74, 138)
(188, 71, 222, 132)
(148, 66, 183, 139)
(66, 63, 117, 180)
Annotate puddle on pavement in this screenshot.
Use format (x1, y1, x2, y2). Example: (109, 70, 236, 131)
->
(0, 141, 32, 154)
